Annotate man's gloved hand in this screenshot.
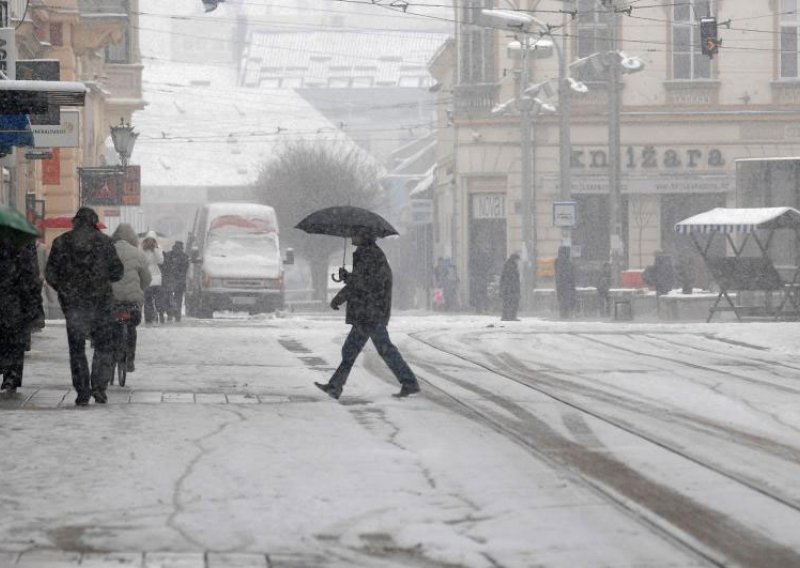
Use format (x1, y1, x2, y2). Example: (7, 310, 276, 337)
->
(330, 299, 340, 311)
(338, 266, 350, 282)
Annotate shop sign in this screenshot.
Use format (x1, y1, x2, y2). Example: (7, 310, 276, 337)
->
(471, 193, 506, 219)
(80, 166, 141, 206)
(572, 146, 726, 170)
(557, 173, 733, 195)
(33, 109, 79, 148)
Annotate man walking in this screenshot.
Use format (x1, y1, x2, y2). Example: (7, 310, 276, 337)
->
(162, 241, 189, 322)
(499, 253, 521, 321)
(315, 231, 420, 400)
(46, 207, 123, 405)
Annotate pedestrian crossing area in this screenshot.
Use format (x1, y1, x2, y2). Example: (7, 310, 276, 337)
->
(0, 387, 294, 409)
(0, 550, 328, 567)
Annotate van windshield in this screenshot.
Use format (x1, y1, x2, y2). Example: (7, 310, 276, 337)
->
(206, 231, 278, 258)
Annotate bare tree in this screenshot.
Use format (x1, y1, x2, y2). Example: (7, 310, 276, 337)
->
(630, 197, 656, 268)
(255, 140, 381, 301)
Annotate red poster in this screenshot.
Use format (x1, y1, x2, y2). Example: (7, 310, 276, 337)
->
(42, 148, 61, 185)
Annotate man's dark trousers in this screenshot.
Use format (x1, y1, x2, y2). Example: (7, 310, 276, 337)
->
(329, 324, 416, 391)
(65, 302, 115, 400)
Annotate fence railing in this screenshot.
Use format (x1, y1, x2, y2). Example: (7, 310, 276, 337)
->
(452, 83, 501, 115)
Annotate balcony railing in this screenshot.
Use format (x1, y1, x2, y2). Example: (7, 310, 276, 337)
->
(79, 0, 129, 16)
(453, 83, 501, 115)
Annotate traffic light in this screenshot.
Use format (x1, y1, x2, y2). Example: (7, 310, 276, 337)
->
(700, 17, 720, 58)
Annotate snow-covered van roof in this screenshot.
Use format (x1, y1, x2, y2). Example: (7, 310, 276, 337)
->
(204, 203, 279, 234)
(674, 207, 800, 234)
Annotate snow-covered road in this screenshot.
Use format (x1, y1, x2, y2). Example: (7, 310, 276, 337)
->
(1, 313, 799, 567)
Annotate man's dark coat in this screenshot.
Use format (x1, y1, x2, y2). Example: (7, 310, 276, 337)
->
(331, 241, 392, 326)
(499, 257, 520, 301)
(0, 242, 43, 342)
(46, 225, 124, 308)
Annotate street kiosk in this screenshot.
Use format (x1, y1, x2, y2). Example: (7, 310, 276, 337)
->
(674, 207, 800, 322)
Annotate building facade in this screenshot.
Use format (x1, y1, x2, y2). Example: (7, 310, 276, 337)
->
(1, 0, 143, 238)
(431, 0, 800, 308)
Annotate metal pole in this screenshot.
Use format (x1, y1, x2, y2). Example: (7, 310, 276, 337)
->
(520, 32, 534, 309)
(0, 1, 8, 27)
(558, 21, 571, 203)
(608, 4, 623, 287)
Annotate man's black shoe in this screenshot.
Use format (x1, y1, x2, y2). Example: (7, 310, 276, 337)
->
(93, 390, 108, 404)
(393, 383, 421, 398)
(314, 382, 341, 400)
(75, 398, 89, 407)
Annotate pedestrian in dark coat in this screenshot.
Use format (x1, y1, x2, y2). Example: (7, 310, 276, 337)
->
(45, 207, 124, 406)
(499, 253, 521, 321)
(596, 262, 611, 316)
(315, 232, 420, 399)
(162, 241, 189, 322)
(555, 246, 576, 319)
(0, 239, 43, 395)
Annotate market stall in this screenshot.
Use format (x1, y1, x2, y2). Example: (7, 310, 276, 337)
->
(674, 207, 800, 322)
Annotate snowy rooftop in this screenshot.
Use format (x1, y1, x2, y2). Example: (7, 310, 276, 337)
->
(240, 30, 447, 89)
(132, 62, 342, 189)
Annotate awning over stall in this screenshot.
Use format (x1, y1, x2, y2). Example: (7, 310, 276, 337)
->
(674, 206, 800, 321)
(675, 207, 800, 234)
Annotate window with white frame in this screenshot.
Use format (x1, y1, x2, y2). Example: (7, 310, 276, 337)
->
(781, 0, 800, 78)
(575, 0, 610, 82)
(672, 0, 712, 80)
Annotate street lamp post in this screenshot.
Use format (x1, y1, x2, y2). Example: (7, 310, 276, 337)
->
(607, 5, 623, 287)
(110, 117, 138, 171)
(480, 10, 558, 310)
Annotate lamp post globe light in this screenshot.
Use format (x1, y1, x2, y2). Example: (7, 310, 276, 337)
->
(479, 8, 579, 309)
(110, 117, 138, 170)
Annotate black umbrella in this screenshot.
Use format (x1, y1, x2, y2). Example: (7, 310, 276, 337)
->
(295, 206, 398, 282)
(295, 206, 398, 239)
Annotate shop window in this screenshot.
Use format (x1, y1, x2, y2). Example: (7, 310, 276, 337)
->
(781, 0, 800, 78)
(672, 0, 712, 80)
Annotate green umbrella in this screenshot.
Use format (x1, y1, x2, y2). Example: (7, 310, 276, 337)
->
(0, 206, 40, 247)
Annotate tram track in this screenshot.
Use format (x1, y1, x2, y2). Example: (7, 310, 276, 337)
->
(406, 330, 800, 568)
(571, 332, 800, 396)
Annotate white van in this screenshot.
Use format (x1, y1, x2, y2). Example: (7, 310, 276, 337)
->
(185, 202, 293, 317)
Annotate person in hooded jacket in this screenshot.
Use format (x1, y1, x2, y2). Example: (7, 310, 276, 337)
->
(0, 238, 43, 395)
(111, 224, 151, 372)
(315, 232, 420, 400)
(162, 241, 189, 322)
(555, 245, 576, 319)
(141, 231, 165, 324)
(499, 253, 521, 321)
(45, 207, 123, 405)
